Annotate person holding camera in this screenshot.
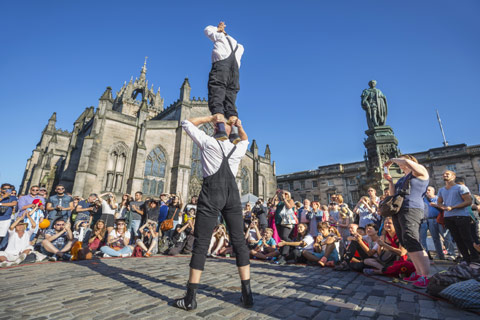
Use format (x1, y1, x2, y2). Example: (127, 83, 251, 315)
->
(129, 191, 145, 243)
(74, 193, 98, 230)
(136, 221, 159, 257)
(353, 196, 379, 228)
(252, 198, 268, 231)
(0, 183, 18, 243)
(175, 115, 252, 310)
(98, 192, 118, 234)
(274, 190, 296, 265)
(384, 155, 430, 288)
(46, 184, 74, 225)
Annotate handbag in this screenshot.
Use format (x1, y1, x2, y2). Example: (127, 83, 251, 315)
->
(378, 173, 413, 217)
(161, 208, 179, 231)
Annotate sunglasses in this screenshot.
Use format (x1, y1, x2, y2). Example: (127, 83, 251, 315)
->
(55, 224, 65, 227)
(31, 189, 39, 191)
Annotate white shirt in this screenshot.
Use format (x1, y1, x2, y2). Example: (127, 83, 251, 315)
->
(182, 120, 248, 178)
(102, 200, 116, 216)
(299, 234, 315, 252)
(204, 25, 244, 67)
(5, 229, 34, 254)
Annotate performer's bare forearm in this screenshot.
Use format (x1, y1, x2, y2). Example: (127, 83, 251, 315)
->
(187, 116, 214, 127)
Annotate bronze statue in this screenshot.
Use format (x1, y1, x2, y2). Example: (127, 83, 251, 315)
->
(361, 80, 388, 129)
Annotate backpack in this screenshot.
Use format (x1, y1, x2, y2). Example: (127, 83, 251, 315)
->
(427, 262, 480, 297)
(440, 279, 480, 310)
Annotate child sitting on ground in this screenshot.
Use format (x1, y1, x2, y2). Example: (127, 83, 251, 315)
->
(250, 228, 279, 260)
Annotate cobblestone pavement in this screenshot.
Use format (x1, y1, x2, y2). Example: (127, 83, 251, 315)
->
(0, 256, 477, 320)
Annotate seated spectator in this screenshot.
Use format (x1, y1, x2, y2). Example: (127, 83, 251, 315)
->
(250, 228, 279, 260)
(243, 203, 253, 230)
(75, 219, 107, 260)
(303, 222, 341, 267)
(336, 223, 379, 271)
(0, 211, 36, 267)
(167, 219, 195, 256)
(245, 218, 262, 249)
(363, 217, 407, 275)
(208, 224, 229, 256)
(276, 223, 314, 265)
(136, 221, 159, 257)
(183, 207, 196, 224)
(41, 218, 74, 261)
(100, 218, 132, 257)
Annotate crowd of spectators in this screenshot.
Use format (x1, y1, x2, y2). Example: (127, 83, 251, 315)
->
(0, 169, 479, 292)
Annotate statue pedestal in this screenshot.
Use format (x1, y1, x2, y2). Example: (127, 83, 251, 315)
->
(362, 126, 401, 193)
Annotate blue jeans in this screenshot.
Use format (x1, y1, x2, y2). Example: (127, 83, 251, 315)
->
(419, 220, 428, 252)
(100, 245, 132, 257)
(439, 224, 456, 256)
(427, 218, 444, 259)
(129, 220, 141, 244)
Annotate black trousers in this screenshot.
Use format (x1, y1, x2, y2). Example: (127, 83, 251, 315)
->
(445, 216, 479, 262)
(392, 207, 424, 252)
(276, 224, 293, 256)
(344, 240, 370, 262)
(189, 148, 249, 271)
(208, 55, 239, 120)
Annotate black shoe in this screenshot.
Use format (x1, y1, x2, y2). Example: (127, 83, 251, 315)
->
(229, 133, 241, 144)
(241, 280, 254, 308)
(61, 253, 72, 261)
(173, 283, 198, 311)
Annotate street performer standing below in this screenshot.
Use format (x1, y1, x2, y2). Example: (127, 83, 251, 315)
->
(174, 115, 253, 310)
(205, 22, 244, 144)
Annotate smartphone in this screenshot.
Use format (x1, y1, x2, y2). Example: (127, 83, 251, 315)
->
(383, 167, 389, 174)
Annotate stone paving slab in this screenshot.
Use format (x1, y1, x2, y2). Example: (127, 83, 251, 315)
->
(0, 256, 478, 319)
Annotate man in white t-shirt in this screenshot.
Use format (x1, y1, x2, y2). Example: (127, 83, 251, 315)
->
(0, 211, 36, 267)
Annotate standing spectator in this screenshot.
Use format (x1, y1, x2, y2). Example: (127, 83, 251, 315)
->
(353, 196, 378, 228)
(308, 201, 323, 236)
(267, 197, 281, 244)
(297, 199, 312, 228)
(100, 218, 132, 257)
(0, 211, 36, 267)
(129, 191, 145, 242)
(337, 211, 351, 241)
(274, 190, 296, 264)
(41, 218, 74, 261)
(252, 198, 268, 231)
(0, 184, 18, 243)
(437, 170, 479, 263)
(328, 201, 340, 227)
(69, 197, 81, 226)
(16, 185, 44, 219)
(384, 155, 430, 288)
(367, 187, 380, 205)
(243, 203, 253, 230)
(46, 184, 74, 223)
(38, 187, 47, 199)
(98, 192, 118, 234)
(118, 194, 131, 220)
(422, 186, 445, 260)
(74, 194, 98, 229)
(164, 194, 183, 240)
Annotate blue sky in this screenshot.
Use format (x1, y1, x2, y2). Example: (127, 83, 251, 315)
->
(1, 1, 479, 190)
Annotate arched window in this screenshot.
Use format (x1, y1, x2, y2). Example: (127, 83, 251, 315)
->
(105, 143, 128, 192)
(143, 146, 167, 196)
(240, 167, 250, 195)
(189, 124, 214, 197)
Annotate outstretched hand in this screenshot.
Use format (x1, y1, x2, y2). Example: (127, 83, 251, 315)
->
(217, 21, 226, 34)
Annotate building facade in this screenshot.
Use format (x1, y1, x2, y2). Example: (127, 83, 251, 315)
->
(20, 62, 277, 199)
(277, 144, 480, 206)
